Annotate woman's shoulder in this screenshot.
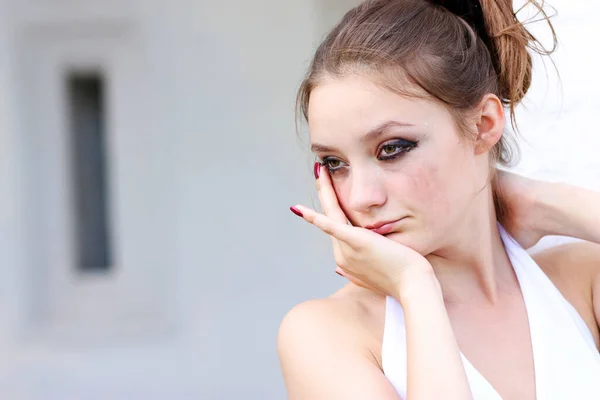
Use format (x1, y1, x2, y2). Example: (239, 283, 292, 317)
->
(531, 241, 600, 346)
(278, 284, 386, 366)
(532, 240, 600, 285)
(278, 287, 403, 398)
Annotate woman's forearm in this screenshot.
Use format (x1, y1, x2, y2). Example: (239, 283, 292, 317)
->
(395, 272, 473, 400)
(536, 182, 600, 245)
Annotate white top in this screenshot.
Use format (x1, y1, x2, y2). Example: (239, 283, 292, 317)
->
(382, 223, 600, 399)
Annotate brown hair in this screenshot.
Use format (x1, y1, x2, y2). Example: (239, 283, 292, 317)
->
(297, 0, 556, 220)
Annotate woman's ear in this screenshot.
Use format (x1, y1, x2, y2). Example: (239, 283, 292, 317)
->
(473, 94, 505, 155)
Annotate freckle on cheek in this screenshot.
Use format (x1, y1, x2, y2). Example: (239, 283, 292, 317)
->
(409, 166, 436, 200)
(412, 166, 452, 216)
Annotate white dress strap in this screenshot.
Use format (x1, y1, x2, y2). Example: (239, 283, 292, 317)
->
(499, 224, 600, 399)
(382, 223, 600, 399)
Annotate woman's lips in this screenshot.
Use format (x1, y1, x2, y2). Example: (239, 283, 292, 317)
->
(366, 219, 403, 235)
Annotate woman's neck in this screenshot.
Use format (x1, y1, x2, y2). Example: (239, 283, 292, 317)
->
(425, 192, 517, 306)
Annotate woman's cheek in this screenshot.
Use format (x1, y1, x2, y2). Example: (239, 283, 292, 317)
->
(331, 180, 354, 219)
(406, 163, 453, 218)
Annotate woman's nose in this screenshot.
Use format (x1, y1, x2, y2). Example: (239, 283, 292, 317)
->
(347, 168, 387, 213)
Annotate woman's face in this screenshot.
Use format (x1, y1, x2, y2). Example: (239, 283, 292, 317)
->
(308, 75, 489, 255)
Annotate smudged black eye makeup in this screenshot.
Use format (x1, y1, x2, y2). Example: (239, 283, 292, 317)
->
(318, 138, 419, 175)
(377, 139, 418, 160)
(320, 157, 346, 173)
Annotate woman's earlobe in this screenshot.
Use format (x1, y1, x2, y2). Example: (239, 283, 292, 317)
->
(474, 126, 502, 155)
(474, 134, 495, 155)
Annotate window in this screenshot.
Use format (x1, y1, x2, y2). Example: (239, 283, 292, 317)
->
(66, 72, 113, 273)
(17, 29, 170, 342)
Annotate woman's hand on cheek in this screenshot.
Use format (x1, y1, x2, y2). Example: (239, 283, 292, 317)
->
(290, 163, 434, 298)
(314, 163, 377, 292)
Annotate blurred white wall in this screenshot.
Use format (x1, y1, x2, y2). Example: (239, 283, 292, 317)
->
(0, 0, 596, 399)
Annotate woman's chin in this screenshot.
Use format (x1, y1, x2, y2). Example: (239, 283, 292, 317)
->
(384, 231, 430, 255)
(383, 230, 410, 244)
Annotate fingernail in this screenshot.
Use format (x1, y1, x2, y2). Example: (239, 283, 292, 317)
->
(290, 206, 303, 218)
(313, 162, 321, 179)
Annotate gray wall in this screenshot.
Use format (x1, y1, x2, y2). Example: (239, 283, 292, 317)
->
(0, 0, 597, 399)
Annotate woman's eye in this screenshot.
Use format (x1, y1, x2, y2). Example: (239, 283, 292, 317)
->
(382, 144, 398, 155)
(321, 158, 346, 172)
(378, 139, 417, 159)
(327, 159, 341, 168)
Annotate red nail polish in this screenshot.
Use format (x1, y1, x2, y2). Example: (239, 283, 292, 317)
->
(313, 162, 321, 179)
(290, 206, 303, 218)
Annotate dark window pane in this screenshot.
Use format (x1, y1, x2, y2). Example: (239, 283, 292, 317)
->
(67, 72, 112, 273)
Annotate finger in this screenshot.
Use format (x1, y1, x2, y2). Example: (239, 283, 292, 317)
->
(315, 164, 347, 224)
(315, 164, 347, 253)
(292, 205, 363, 247)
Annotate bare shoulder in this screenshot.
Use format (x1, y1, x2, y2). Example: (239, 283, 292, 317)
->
(278, 285, 399, 399)
(532, 241, 600, 283)
(531, 241, 600, 346)
(278, 284, 385, 365)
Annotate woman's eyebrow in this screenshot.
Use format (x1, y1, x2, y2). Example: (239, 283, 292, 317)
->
(360, 121, 415, 143)
(310, 143, 336, 153)
(310, 120, 415, 153)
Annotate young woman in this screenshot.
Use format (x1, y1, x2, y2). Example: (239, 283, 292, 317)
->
(278, 0, 600, 399)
